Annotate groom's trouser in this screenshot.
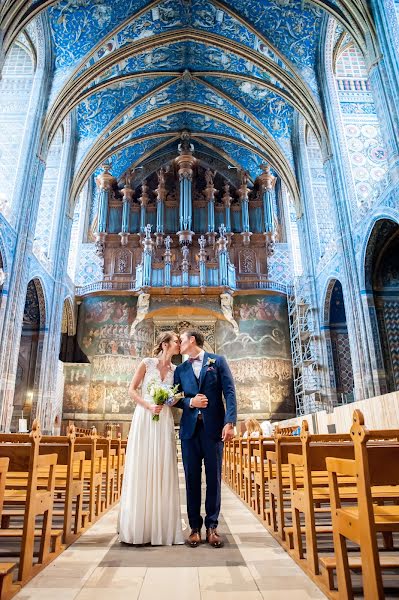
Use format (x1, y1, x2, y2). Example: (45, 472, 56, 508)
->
(181, 420, 224, 530)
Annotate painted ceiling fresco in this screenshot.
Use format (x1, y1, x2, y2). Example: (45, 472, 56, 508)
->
(36, 0, 334, 184)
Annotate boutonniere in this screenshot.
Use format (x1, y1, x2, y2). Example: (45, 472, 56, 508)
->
(206, 357, 216, 371)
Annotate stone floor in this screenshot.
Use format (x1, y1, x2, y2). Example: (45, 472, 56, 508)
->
(13, 464, 326, 600)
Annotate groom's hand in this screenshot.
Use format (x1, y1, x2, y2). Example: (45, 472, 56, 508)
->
(222, 423, 235, 442)
(191, 394, 208, 409)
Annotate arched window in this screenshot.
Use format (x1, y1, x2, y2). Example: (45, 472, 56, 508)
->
(0, 41, 34, 220)
(33, 128, 63, 265)
(334, 36, 388, 211)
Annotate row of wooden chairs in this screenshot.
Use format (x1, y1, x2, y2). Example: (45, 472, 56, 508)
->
(0, 420, 126, 600)
(223, 410, 399, 599)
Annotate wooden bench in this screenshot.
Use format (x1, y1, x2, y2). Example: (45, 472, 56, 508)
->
(247, 437, 274, 521)
(110, 434, 125, 502)
(74, 429, 104, 524)
(0, 421, 63, 584)
(288, 422, 355, 575)
(39, 425, 87, 544)
(267, 435, 302, 542)
(0, 457, 20, 600)
(320, 554, 399, 593)
(96, 434, 116, 511)
(326, 410, 399, 599)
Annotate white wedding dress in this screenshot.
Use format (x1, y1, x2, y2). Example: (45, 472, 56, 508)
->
(118, 357, 184, 545)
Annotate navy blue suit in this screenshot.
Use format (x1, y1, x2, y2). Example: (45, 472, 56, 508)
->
(174, 352, 237, 530)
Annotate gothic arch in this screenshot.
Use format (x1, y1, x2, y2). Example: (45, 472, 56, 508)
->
(61, 297, 75, 336)
(363, 217, 399, 392)
(359, 209, 399, 291)
(28, 276, 47, 329)
(322, 277, 355, 404)
(11, 276, 47, 430)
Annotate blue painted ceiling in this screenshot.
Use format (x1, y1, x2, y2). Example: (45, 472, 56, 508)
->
(43, 0, 329, 185)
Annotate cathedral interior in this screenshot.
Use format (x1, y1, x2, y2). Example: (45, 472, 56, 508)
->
(1, 0, 399, 436)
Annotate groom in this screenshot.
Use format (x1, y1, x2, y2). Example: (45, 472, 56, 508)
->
(174, 329, 236, 548)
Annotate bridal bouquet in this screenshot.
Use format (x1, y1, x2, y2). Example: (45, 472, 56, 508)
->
(147, 381, 183, 421)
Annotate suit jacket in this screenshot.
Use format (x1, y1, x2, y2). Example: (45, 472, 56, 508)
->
(173, 352, 237, 440)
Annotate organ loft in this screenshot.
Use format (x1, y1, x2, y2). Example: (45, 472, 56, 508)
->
(91, 132, 279, 295)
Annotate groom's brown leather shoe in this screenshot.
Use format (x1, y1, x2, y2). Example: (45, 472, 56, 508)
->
(187, 528, 201, 547)
(206, 527, 224, 548)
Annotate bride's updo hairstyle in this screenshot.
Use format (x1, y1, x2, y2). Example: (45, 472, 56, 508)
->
(152, 331, 177, 357)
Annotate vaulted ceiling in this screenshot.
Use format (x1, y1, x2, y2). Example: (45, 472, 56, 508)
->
(0, 0, 376, 200)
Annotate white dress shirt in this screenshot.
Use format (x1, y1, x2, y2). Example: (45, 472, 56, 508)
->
(191, 349, 205, 379)
(189, 349, 205, 410)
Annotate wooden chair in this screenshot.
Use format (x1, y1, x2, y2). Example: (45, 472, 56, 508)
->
(326, 410, 399, 599)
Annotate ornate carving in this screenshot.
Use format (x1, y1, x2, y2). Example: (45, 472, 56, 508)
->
(115, 249, 132, 274)
(175, 131, 196, 180)
(198, 235, 206, 251)
(130, 292, 151, 335)
(222, 182, 232, 207)
(139, 180, 149, 207)
(220, 293, 239, 335)
(95, 239, 105, 259)
(257, 163, 276, 192)
(239, 249, 257, 274)
(95, 163, 116, 191)
(155, 167, 166, 202)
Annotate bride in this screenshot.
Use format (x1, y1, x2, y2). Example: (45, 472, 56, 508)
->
(118, 331, 184, 545)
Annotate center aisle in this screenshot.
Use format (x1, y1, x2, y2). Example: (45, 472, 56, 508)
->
(14, 464, 326, 600)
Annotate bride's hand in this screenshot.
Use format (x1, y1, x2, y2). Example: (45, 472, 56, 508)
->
(148, 403, 163, 415)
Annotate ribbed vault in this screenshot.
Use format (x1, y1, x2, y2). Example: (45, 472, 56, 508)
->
(0, 0, 378, 207)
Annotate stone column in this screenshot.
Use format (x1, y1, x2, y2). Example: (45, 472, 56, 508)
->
(238, 170, 251, 246)
(0, 26, 53, 430)
(323, 154, 379, 399)
(204, 168, 217, 246)
(34, 116, 77, 432)
(368, 0, 399, 180)
(155, 168, 166, 246)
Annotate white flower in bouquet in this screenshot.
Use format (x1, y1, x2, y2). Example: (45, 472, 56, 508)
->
(147, 380, 184, 421)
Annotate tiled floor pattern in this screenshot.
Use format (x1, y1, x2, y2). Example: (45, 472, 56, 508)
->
(13, 464, 326, 600)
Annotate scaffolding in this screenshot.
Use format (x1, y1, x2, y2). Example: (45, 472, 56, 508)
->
(288, 278, 323, 416)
